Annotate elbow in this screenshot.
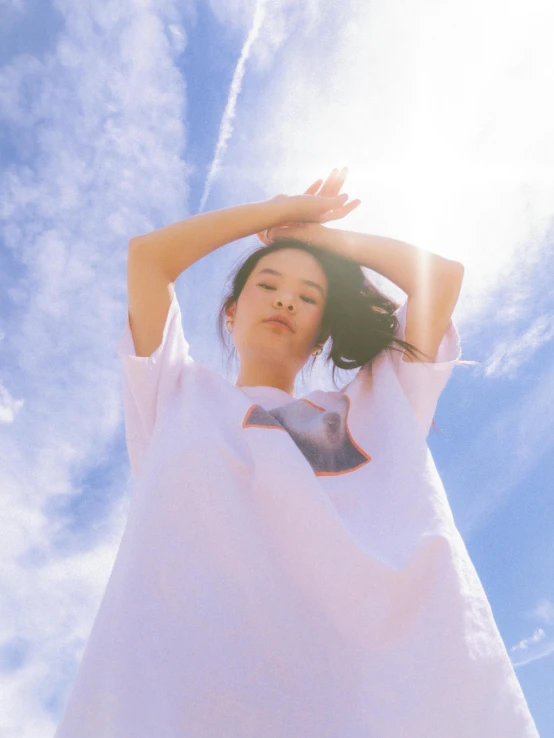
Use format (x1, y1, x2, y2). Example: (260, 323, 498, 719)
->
(438, 260, 465, 307)
(128, 236, 144, 250)
(450, 259, 465, 276)
(443, 259, 465, 289)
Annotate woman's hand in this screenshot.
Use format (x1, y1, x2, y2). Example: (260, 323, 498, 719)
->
(257, 167, 361, 246)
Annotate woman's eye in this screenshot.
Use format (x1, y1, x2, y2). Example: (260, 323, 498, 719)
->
(258, 283, 317, 305)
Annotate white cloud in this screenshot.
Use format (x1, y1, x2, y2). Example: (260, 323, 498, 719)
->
(531, 598, 554, 626)
(484, 312, 554, 378)
(510, 628, 554, 669)
(509, 598, 554, 668)
(0, 0, 191, 734)
(0, 381, 24, 423)
(438, 351, 554, 538)
(511, 628, 546, 652)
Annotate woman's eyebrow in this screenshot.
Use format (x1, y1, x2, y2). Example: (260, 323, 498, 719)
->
(256, 268, 325, 297)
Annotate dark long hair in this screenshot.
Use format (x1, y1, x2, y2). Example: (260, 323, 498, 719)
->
(217, 237, 435, 386)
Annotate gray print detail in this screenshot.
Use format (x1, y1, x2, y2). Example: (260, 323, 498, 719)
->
(244, 395, 371, 476)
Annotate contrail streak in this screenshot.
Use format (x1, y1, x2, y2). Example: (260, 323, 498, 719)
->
(198, 0, 267, 213)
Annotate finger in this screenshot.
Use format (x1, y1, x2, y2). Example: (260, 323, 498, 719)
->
(334, 166, 349, 194)
(319, 192, 348, 206)
(313, 193, 348, 216)
(328, 192, 349, 207)
(325, 166, 348, 198)
(257, 229, 272, 245)
(318, 197, 359, 221)
(304, 179, 323, 195)
(319, 198, 361, 223)
(324, 168, 341, 197)
(339, 197, 360, 215)
(319, 168, 339, 198)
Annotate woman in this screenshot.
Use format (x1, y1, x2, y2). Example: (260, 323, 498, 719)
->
(54, 169, 539, 737)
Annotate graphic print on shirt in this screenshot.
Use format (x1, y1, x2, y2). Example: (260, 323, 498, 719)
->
(243, 393, 371, 476)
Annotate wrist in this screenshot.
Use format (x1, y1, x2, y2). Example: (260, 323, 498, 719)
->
(263, 196, 297, 226)
(312, 225, 353, 260)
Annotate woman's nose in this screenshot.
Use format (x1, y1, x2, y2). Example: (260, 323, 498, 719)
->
(275, 296, 295, 311)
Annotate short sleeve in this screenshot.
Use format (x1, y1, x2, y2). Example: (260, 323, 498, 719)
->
(389, 299, 462, 437)
(116, 289, 192, 477)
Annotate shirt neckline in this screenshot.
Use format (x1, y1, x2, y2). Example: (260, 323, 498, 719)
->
(237, 385, 297, 400)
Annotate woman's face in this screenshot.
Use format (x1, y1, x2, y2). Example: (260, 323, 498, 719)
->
(226, 248, 329, 376)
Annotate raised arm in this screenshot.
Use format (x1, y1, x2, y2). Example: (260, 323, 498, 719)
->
(325, 229, 464, 364)
(126, 192, 351, 358)
(130, 200, 297, 284)
(264, 221, 464, 364)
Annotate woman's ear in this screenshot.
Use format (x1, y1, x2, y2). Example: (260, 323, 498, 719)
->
(225, 302, 237, 323)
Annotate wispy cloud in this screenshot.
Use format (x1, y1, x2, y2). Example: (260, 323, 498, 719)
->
(484, 313, 554, 378)
(530, 598, 554, 626)
(0, 0, 190, 733)
(512, 628, 546, 651)
(440, 352, 554, 538)
(509, 598, 554, 668)
(510, 627, 554, 669)
(0, 381, 24, 423)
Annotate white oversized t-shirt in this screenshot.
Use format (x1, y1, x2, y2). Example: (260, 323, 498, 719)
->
(54, 290, 539, 738)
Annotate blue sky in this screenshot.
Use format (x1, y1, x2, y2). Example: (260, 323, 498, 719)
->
(0, 0, 552, 735)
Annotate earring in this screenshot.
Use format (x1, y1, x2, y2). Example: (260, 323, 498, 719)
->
(312, 344, 322, 357)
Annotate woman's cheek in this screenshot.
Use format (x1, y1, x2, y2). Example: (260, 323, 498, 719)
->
(306, 310, 323, 339)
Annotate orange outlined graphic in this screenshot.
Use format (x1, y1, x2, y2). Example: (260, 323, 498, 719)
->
(242, 393, 371, 476)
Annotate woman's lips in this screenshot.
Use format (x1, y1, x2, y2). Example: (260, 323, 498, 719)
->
(265, 319, 293, 332)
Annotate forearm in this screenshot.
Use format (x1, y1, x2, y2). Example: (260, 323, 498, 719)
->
(130, 200, 288, 282)
(319, 227, 462, 297)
